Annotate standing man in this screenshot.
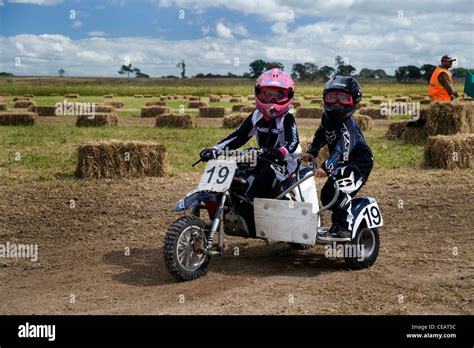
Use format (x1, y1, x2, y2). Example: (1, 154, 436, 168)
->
(429, 55, 459, 101)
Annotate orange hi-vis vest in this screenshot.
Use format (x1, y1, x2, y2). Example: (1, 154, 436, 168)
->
(429, 67, 453, 101)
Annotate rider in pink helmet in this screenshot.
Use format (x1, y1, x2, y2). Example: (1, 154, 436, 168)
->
(255, 68, 295, 120)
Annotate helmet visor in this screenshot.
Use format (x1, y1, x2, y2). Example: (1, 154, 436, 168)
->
(324, 91, 353, 105)
(257, 87, 290, 105)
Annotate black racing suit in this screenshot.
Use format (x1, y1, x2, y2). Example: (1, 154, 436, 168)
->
(307, 112, 373, 231)
(214, 109, 300, 199)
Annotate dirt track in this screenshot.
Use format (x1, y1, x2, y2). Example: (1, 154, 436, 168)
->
(0, 169, 472, 314)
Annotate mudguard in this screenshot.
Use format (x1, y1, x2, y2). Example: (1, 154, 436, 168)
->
(351, 197, 383, 238)
(173, 190, 220, 212)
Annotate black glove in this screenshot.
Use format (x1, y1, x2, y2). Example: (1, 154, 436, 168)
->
(261, 148, 285, 163)
(200, 148, 219, 162)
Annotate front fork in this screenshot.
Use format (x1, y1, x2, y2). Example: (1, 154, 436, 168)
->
(204, 191, 228, 256)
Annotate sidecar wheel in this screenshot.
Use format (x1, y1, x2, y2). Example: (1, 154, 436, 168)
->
(344, 227, 379, 270)
(164, 216, 210, 281)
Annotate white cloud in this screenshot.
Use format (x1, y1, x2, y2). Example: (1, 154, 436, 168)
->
(88, 31, 109, 37)
(234, 24, 249, 37)
(8, 0, 62, 5)
(216, 22, 233, 39)
(271, 22, 287, 35)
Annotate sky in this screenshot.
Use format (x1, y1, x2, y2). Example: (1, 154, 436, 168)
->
(0, 0, 473, 77)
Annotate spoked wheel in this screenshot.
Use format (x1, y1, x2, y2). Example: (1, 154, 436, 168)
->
(344, 227, 379, 269)
(164, 216, 210, 281)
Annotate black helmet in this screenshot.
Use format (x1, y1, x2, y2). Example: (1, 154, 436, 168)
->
(323, 75, 362, 122)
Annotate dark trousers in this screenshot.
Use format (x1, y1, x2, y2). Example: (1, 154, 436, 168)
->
(321, 166, 364, 231)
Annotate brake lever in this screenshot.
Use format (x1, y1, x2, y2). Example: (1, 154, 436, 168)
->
(192, 159, 203, 167)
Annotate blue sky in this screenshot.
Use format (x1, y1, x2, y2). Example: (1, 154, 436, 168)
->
(0, 0, 472, 77)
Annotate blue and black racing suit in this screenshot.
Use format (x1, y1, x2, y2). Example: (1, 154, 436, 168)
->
(307, 113, 373, 231)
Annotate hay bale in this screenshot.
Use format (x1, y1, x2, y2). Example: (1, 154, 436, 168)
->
(353, 114, 374, 131)
(145, 101, 167, 107)
(155, 114, 196, 129)
(357, 102, 368, 108)
(426, 101, 473, 136)
(75, 140, 167, 179)
(296, 108, 323, 119)
(222, 113, 247, 129)
(103, 101, 124, 109)
(364, 94, 373, 99)
(240, 106, 255, 113)
(0, 112, 37, 126)
(420, 99, 430, 105)
(14, 101, 36, 109)
(385, 121, 407, 139)
(231, 104, 245, 112)
(76, 113, 118, 127)
(424, 134, 474, 170)
(247, 95, 255, 101)
(402, 126, 428, 145)
(134, 95, 144, 98)
(293, 101, 304, 108)
(65, 94, 79, 98)
(210, 97, 221, 102)
(140, 106, 170, 118)
(410, 95, 424, 101)
(27, 105, 57, 116)
(13, 96, 30, 102)
(188, 96, 201, 101)
(370, 98, 383, 105)
(299, 137, 330, 167)
(395, 97, 409, 102)
(188, 101, 208, 109)
(95, 105, 116, 113)
(199, 107, 227, 118)
(358, 107, 387, 119)
(229, 98, 243, 103)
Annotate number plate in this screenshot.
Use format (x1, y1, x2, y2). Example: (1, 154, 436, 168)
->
(198, 160, 237, 192)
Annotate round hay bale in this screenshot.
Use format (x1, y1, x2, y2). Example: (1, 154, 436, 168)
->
(140, 106, 170, 118)
(145, 101, 167, 107)
(385, 121, 407, 139)
(155, 114, 196, 129)
(229, 98, 243, 103)
(222, 113, 247, 129)
(0, 111, 37, 126)
(426, 101, 473, 136)
(424, 134, 474, 169)
(402, 126, 428, 145)
(14, 100, 36, 109)
(103, 101, 124, 109)
(75, 141, 167, 179)
(296, 108, 323, 119)
(188, 101, 208, 109)
(65, 94, 80, 98)
(27, 105, 57, 116)
(353, 114, 374, 131)
(76, 113, 118, 127)
(199, 107, 227, 118)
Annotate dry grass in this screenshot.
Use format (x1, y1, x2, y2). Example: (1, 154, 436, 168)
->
(140, 106, 170, 118)
(76, 113, 118, 127)
(222, 113, 247, 128)
(386, 121, 407, 139)
(145, 101, 167, 107)
(353, 114, 374, 131)
(426, 101, 473, 136)
(296, 108, 323, 119)
(402, 126, 428, 145)
(199, 107, 227, 118)
(188, 101, 208, 109)
(75, 140, 167, 179)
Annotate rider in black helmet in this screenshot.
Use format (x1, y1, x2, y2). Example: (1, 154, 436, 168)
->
(302, 76, 374, 242)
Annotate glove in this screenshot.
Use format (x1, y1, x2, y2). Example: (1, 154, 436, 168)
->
(200, 148, 218, 162)
(322, 158, 337, 174)
(261, 148, 285, 163)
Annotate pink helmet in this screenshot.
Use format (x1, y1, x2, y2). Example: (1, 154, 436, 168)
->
(255, 68, 295, 120)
